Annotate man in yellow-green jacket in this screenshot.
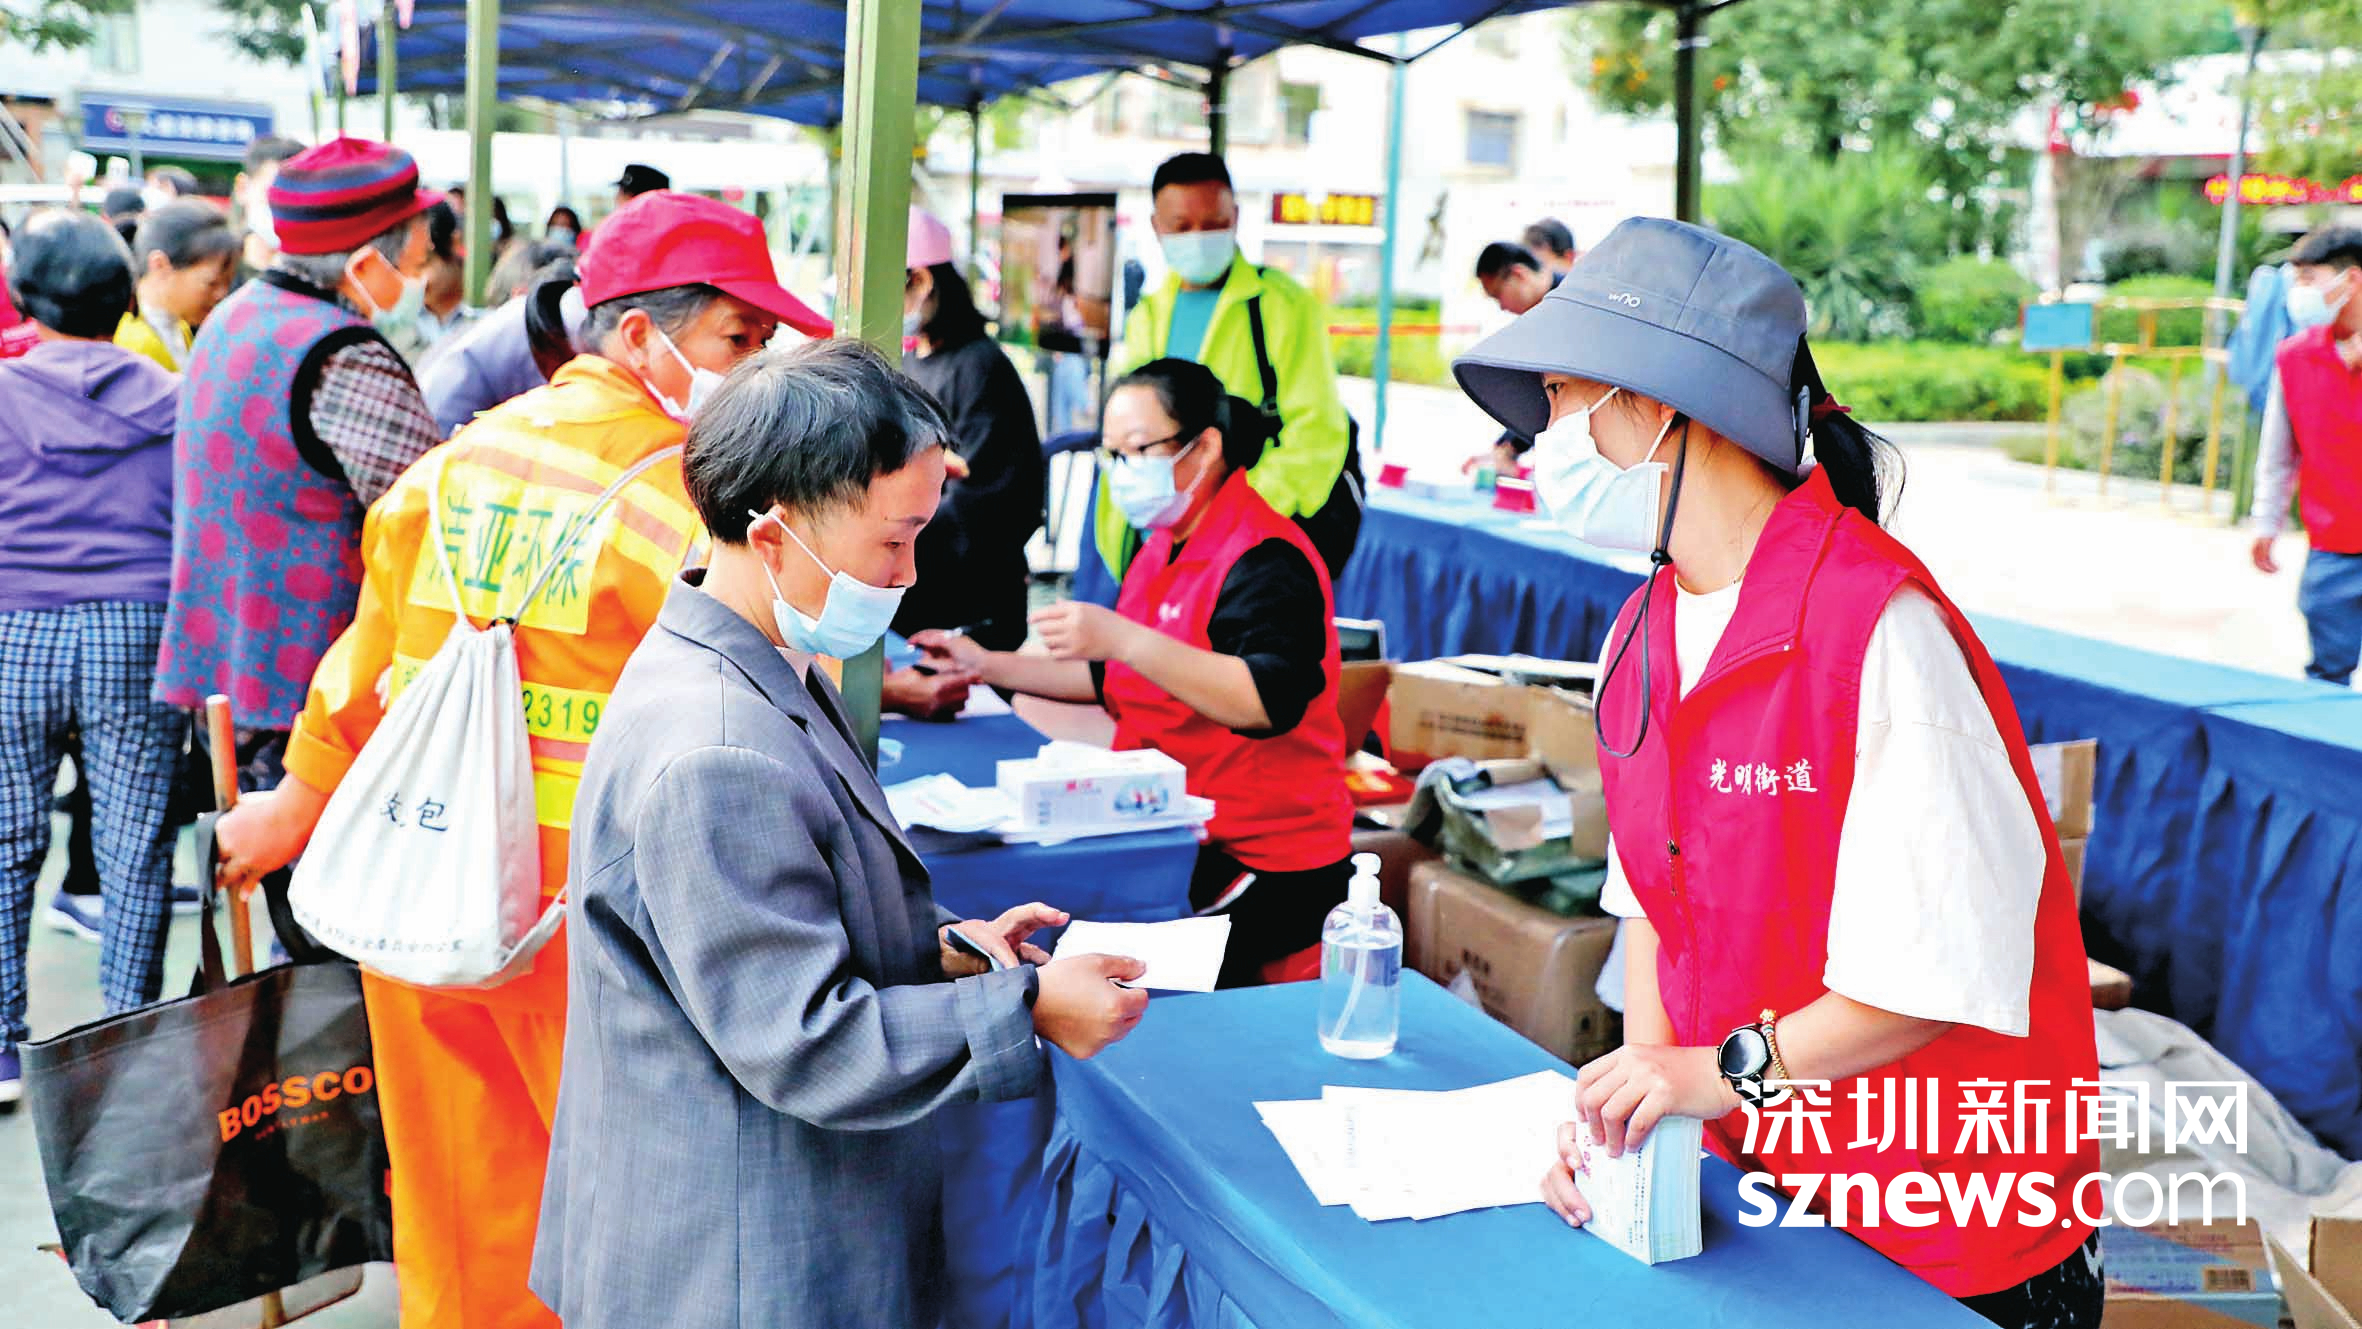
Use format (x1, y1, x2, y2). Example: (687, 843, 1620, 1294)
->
(1091, 152, 1359, 590)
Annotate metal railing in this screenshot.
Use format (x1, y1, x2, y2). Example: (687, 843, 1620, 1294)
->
(2028, 295, 2251, 519)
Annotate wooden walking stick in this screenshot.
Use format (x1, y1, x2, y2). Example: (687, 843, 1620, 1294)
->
(202, 694, 286, 1328)
(202, 694, 261, 979)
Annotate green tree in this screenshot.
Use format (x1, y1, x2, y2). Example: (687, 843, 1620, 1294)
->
(2244, 0, 2362, 184)
(207, 0, 312, 65)
(0, 0, 133, 51)
(1, 0, 314, 63)
(1566, 0, 2225, 251)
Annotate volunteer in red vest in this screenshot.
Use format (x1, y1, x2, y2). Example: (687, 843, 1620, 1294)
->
(917, 358, 1353, 988)
(1455, 219, 2102, 1328)
(2248, 226, 2362, 686)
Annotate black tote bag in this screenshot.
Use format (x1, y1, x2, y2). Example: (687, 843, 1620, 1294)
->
(21, 815, 393, 1322)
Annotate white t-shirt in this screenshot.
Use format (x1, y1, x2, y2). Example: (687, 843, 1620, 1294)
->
(1598, 579, 2042, 1038)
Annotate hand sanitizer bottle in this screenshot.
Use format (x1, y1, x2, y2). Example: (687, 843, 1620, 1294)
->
(1319, 852, 1402, 1059)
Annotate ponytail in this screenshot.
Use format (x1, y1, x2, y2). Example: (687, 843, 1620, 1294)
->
(1791, 336, 1903, 526)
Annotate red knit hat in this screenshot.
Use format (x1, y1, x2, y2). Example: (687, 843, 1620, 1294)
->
(580, 190, 830, 338)
(267, 136, 443, 256)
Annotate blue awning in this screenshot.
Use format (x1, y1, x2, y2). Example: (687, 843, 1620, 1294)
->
(354, 0, 1566, 124)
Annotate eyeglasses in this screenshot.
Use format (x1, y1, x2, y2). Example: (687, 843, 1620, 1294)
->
(1097, 432, 1194, 467)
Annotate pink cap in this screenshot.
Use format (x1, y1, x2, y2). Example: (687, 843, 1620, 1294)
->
(906, 206, 955, 270)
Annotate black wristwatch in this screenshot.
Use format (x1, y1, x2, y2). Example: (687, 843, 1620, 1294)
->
(1717, 1009, 1792, 1108)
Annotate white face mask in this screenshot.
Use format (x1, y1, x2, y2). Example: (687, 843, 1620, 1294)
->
(1159, 229, 1236, 287)
(247, 197, 277, 246)
(1107, 435, 1206, 530)
(1530, 386, 1677, 553)
(2289, 274, 2352, 331)
(652, 326, 726, 423)
(748, 508, 909, 659)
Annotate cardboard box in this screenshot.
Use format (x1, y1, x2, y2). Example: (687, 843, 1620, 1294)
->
(2272, 1216, 2362, 1329)
(1386, 661, 1540, 767)
(2090, 958, 2134, 1011)
(1383, 660, 1599, 773)
(2034, 738, 2099, 840)
(1406, 860, 1619, 1066)
(2102, 1220, 2283, 1329)
(1337, 660, 1395, 753)
(2063, 835, 2090, 902)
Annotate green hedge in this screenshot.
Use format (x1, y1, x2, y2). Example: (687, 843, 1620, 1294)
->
(1812, 342, 2053, 423)
(2094, 275, 2214, 348)
(1329, 301, 1450, 386)
(1913, 257, 2035, 345)
(2001, 364, 2250, 486)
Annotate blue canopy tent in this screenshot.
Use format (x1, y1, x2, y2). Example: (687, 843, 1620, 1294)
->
(349, 0, 1739, 452)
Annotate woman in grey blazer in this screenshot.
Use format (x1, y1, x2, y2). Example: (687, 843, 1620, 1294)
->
(532, 340, 1148, 1329)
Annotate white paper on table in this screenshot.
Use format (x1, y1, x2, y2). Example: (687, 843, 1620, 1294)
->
(1253, 1099, 1359, 1207)
(1323, 1072, 1578, 1222)
(959, 686, 1015, 718)
(881, 773, 1018, 834)
(1053, 916, 1232, 992)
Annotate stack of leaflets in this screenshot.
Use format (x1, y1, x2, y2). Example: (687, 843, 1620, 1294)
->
(1254, 1070, 1703, 1264)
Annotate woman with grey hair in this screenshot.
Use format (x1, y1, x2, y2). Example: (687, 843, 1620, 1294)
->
(535, 337, 1149, 1329)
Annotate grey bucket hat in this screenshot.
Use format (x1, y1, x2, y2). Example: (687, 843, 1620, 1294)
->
(1454, 217, 1813, 473)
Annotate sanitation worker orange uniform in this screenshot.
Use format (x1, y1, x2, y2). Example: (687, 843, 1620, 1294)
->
(265, 191, 831, 1329)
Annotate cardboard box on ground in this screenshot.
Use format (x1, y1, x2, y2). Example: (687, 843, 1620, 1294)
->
(1406, 859, 1621, 1066)
(1345, 657, 1618, 1066)
(2102, 1219, 2284, 1329)
(2271, 1216, 2362, 1329)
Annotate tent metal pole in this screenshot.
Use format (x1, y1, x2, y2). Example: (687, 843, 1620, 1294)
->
(463, 0, 498, 305)
(1673, 0, 1703, 222)
(379, 0, 397, 140)
(2208, 22, 2267, 367)
(833, 0, 922, 762)
(1372, 38, 1407, 457)
(1205, 52, 1230, 157)
(968, 97, 984, 272)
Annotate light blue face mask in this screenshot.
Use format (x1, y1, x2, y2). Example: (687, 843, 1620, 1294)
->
(1107, 436, 1206, 530)
(1529, 387, 1676, 553)
(748, 508, 908, 659)
(1159, 229, 1236, 286)
(2288, 273, 2352, 330)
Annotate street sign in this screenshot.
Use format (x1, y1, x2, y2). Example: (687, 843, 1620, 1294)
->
(80, 94, 273, 162)
(2022, 302, 2095, 353)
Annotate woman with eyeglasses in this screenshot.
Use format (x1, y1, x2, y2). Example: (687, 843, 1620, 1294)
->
(916, 357, 1354, 988)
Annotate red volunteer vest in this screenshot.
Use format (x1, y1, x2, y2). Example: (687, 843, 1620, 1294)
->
(2275, 326, 2362, 555)
(1596, 470, 2099, 1297)
(1106, 469, 1353, 872)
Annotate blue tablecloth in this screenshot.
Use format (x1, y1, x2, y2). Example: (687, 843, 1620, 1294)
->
(891, 713, 1202, 927)
(1337, 486, 2362, 1158)
(892, 713, 1199, 1329)
(2184, 698, 2362, 1152)
(1022, 975, 1987, 1328)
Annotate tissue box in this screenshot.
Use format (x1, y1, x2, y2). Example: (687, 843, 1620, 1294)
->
(995, 747, 1189, 832)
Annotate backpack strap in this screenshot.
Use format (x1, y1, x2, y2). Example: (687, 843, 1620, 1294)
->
(1244, 268, 1283, 433)
(430, 444, 685, 630)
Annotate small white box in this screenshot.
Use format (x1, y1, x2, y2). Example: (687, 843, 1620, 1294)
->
(995, 746, 1189, 832)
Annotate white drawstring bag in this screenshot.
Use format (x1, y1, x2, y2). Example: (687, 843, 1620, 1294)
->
(289, 445, 680, 988)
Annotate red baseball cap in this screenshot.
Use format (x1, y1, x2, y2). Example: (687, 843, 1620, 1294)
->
(580, 191, 830, 338)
